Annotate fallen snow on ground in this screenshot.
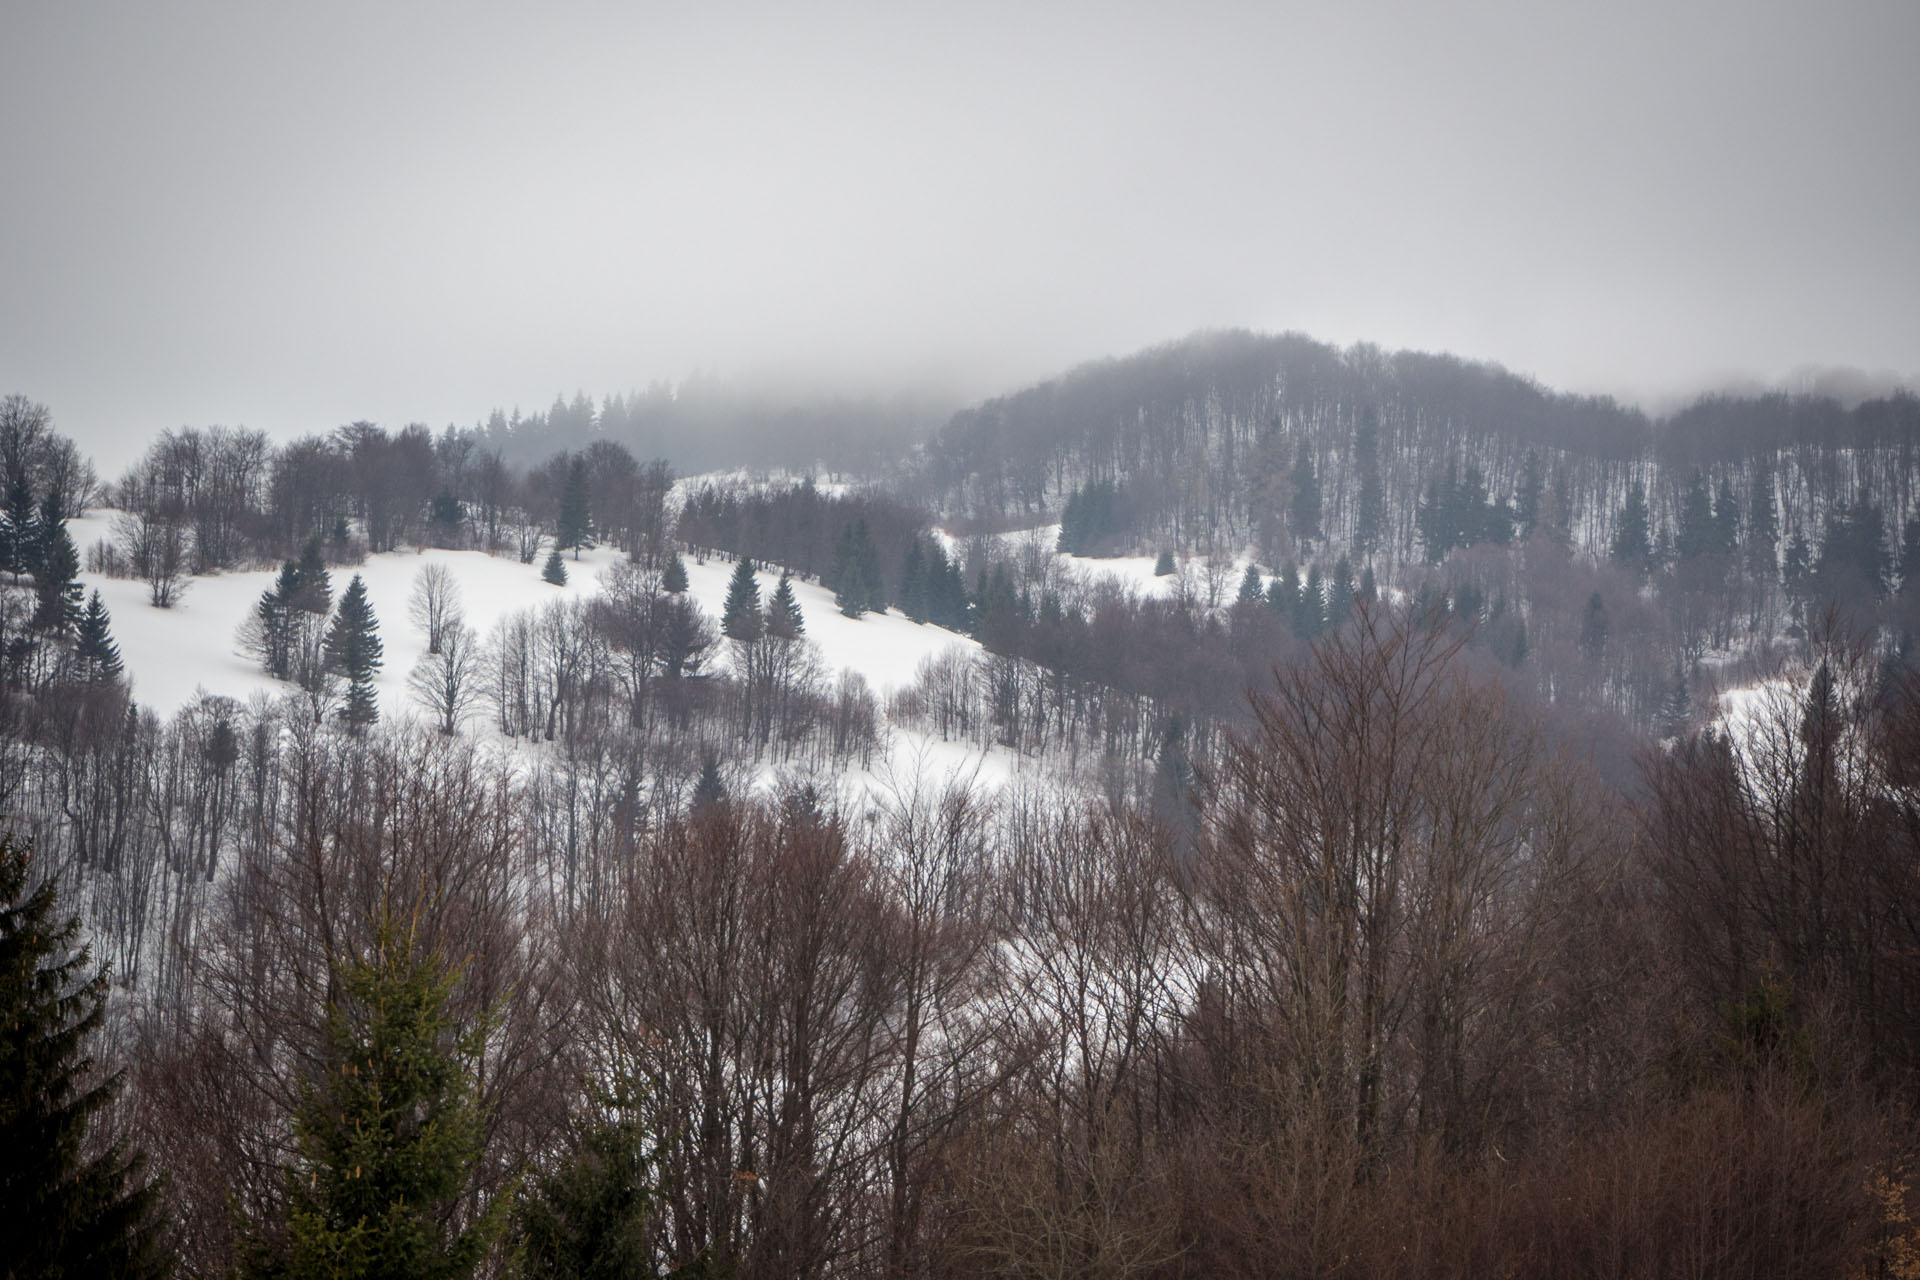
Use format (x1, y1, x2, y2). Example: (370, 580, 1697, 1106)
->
(71, 511, 979, 720)
(66, 510, 1014, 795)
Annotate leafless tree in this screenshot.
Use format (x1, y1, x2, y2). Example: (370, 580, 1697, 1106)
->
(408, 562, 464, 655)
(408, 622, 480, 734)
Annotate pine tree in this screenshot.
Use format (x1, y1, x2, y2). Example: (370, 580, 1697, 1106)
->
(543, 550, 568, 586)
(294, 537, 333, 614)
(1515, 448, 1544, 540)
(32, 514, 83, 635)
(899, 540, 928, 622)
(721, 558, 763, 641)
(1675, 472, 1717, 562)
(1267, 562, 1299, 620)
(832, 521, 883, 618)
(515, 1082, 661, 1280)
(2, 479, 40, 579)
(1289, 446, 1322, 547)
(73, 590, 123, 682)
(1747, 462, 1780, 580)
(766, 573, 804, 640)
(1611, 482, 1654, 579)
(1153, 549, 1176, 577)
(0, 837, 171, 1279)
(1580, 591, 1609, 661)
(1355, 416, 1387, 554)
(1235, 563, 1264, 605)
(557, 456, 594, 559)
(1661, 664, 1693, 739)
(238, 911, 505, 1280)
(690, 753, 727, 811)
(661, 554, 689, 594)
(324, 574, 383, 729)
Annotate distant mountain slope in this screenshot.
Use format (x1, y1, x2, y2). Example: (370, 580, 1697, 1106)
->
(916, 329, 1919, 573)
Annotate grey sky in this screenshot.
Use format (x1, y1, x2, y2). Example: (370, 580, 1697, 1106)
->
(4, 0, 1917, 474)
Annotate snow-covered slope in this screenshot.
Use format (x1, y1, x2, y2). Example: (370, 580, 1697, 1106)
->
(67, 511, 978, 721)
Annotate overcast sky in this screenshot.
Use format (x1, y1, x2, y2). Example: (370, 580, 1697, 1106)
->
(4, 0, 1917, 474)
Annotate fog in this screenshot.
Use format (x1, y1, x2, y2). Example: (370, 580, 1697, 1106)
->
(3, 0, 1916, 475)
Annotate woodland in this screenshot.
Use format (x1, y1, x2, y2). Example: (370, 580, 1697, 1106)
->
(5, 328, 1920, 1278)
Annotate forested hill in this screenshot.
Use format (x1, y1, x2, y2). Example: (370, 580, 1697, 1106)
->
(915, 329, 1920, 571)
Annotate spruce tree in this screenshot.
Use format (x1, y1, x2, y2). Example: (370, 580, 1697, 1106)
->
(543, 550, 568, 586)
(516, 1083, 660, 1279)
(3, 480, 39, 579)
(294, 537, 333, 614)
(1235, 563, 1264, 605)
(32, 515, 83, 635)
(1610, 482, 1654, 579)
(1289, 446, 1321, 546)
(0, 836, 171, 1279)
(690, 753, 727, 811)
(832, 522, 883, 618)
(73, 590, 123, 682)
(324, 574, 383, 729)
(661, 554, 689, 595)
(1153, 549, 1176, 577)
(899, 540, 928, 622)
(721, 559, 763, 641)
(557, 456, 594, 559)
(1356, 417, 1387, 553)
(766, 573, 804, 640)
(238, 912, 505, 1280)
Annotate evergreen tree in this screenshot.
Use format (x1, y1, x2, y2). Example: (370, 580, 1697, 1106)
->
(1661, 664, 1693, 739)
(1580, 591, 1610, 661)
(1747, 462, 1780, 579)
(3, 479, 40, 579)
(1235, 563, 1264, 605)
(899, 540, 929, 622)
(661, 554, 689, 595)
(543, 550, 568, 586)
(1358, 563, 1378, 604)
(516, 1082, 662, 1280)
(925, 541, 968, 630)
(0, 836, 171, 1279)
(238, 912, 505, 1280)
(1267, 562, 1300, 621)
(690, 753, 727, 811)
(324, 574, 384, 729)
(1675, 472, 1718, 562)
(31, 514, 83, 635)
(1298, 563, 1324, 638)
(1355, 415, 1386, 554)
(1289, 446, 1322, 546)
(1329, 556, 1356, 627)
(1515, 448, 1544, 540)
(831, 521, 883, 618)
(73, 590, 123, 683)
(721, 558, 763, 641)
(766, 573, 805, 640)
(1610, 482, 1654, 578)
(558, 456, 594, 559)
(294, 538, 334, 614)
(1153, 549, 1176, 577)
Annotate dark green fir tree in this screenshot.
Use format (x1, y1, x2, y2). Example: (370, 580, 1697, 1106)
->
(661, 554, 689, 594)
(1235, 563, 1265, 605)
(32, 515, 84, 635)
(237, 912, 506, 1280)
(515, 1081, 664, 1280)
(0, 836, 171, 1279)
(558, 456, 594, 559)
(543, 550, 568, 586)
(324, 574, 384, 729)
(73, 590, 123, 683)
(721, 558, 763, 641)
(1153, 549, 1176, 577)
(766, 573, 805, 640)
